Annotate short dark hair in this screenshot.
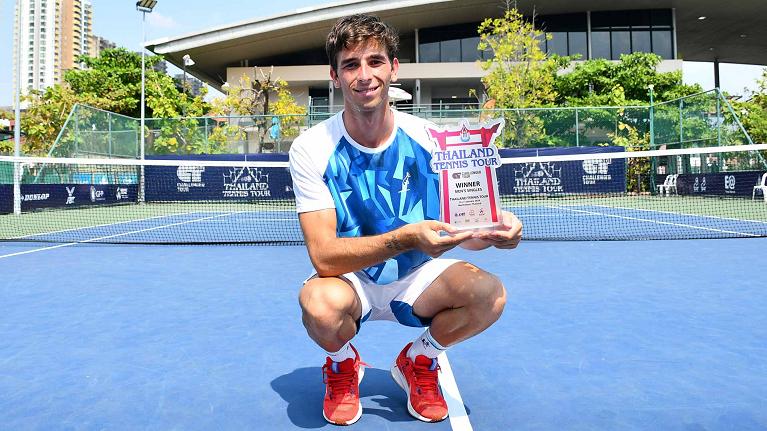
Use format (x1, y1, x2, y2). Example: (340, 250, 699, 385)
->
(325, 14, 399, 71)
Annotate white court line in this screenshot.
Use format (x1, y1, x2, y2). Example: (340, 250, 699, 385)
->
(0, 212, 239, 259)
(209, 217, 297, 222)
(438, 351, 473, 431)
(587, 203, 767, 225)
(549, 205, 759, 237)
(12, 211, 203, 239)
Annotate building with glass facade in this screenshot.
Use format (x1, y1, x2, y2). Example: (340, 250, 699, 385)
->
(146, 0, 766, 109)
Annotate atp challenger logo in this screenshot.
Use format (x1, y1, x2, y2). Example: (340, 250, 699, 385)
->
(223, 166, 271, 198)
(513, 162, 563, 193)
(176, 165, 205, 192)
(582, 159, 612, 184)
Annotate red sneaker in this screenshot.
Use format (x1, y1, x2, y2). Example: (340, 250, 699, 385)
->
(321, 344, 365, 425)
(391, 342, 448, 422)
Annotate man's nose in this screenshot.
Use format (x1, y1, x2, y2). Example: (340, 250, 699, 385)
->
(357, 63, 373, 81)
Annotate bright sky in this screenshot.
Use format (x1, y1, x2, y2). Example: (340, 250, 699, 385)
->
(0, 0, 764, 107)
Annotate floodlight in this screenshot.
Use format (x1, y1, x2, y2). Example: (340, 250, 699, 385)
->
(136, 0, 157, 12)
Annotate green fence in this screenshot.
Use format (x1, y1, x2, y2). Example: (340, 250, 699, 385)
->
(43, 89, 762, 161)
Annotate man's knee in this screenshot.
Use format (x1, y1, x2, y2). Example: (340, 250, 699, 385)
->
(299, 277, 358, 322)
(455, 263, 507, 316)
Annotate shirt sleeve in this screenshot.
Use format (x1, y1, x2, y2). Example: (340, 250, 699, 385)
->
(289, 140, 335, 214)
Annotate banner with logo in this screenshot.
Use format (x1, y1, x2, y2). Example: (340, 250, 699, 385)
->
(145, 162, 294, 202)
(496, 146, 626, 195)
(0, 184, 138, 213)
(656, 171, 763, 197)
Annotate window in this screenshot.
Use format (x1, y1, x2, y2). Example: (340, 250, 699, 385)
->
(461, 37, 481, 62)
(441, 39, 461, 62)
(537, 13, 588, 58)
(591, 31, 611, 59)
(652, 31, 673, 59)
(418, 22, 486, 63)
(419, 41, 440, 63)
(589, 9, 674, 59)
(547, 32, 568, 56)
(611, 31, 631, 58)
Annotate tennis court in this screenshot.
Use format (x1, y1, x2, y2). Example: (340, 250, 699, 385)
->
(1, 229, 766, 430)
(2, 146, 767, 430)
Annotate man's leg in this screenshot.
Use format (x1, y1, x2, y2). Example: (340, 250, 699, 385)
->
(412, 261, 506, 347)
(392, 261, 506, 422)
(299, 276, 366, 426)
(299, 276, 362, 353)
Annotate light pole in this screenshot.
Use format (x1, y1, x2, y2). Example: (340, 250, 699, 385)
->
(182, 54, 195, 117)
(13, 0, 23, 214)
(136, 0, 157, 203)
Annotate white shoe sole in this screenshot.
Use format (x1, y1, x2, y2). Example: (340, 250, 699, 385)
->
(390, 361, 447, 423)
(322, 366, 364, 426)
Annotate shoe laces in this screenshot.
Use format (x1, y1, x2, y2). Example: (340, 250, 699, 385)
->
(412, 359, 441, 399)
(322, 360, 366, 400)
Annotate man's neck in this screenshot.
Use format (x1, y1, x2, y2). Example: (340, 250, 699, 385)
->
(342, 106, 394, 148)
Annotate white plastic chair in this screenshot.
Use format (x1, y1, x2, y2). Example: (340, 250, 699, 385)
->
(753, 172, 767, 202)
(657, 174, 678, 196)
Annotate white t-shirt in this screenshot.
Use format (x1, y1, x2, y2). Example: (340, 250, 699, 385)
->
(289, 109, 441, 284)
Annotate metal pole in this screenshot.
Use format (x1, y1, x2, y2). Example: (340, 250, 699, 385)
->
(648, 86, 656, 192)
(649, 86, 655, 148)
(13, 0, 23, 214)
(139, 10, 146, 202)
(716, 88, 722, 147)
(574, 108, 580, 147)
(108, 112, 113, 157)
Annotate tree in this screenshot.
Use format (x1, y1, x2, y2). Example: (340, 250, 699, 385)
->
(18, 48, 210, 155)
(475, 6, 569, 147)
(736, 68, 767, 144)
(20, 85, 81, 156)
(209, 67, 305, 152)
(554, 52, 702, 106)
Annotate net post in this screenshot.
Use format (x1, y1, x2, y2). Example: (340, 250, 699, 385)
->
(12, 159, 21, 215)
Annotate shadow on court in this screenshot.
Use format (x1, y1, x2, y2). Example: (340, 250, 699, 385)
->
(272, 367, 421, 427)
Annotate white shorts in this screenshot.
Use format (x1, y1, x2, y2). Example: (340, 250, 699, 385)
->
(308, 258, 462, 328)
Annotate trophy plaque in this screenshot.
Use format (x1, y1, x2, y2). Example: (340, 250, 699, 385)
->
(426, 119, 505, 231)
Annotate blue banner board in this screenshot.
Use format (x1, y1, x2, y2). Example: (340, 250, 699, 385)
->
(145, 164, 295, 202)
(497, 146, 627, 195)
(656, 171, 763, 197)
(0, 184, 138, 214)
(0, 185, 11, 214)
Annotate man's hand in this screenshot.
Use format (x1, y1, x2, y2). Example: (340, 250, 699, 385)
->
(400, 220, 474, 257)
(460, 210, 523, 250)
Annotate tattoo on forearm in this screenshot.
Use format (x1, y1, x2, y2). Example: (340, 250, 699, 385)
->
(385, 234, 404, 251)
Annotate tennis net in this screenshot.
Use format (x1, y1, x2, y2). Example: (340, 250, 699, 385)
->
(1, 144, 766, 244)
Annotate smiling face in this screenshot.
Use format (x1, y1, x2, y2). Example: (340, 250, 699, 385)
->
(330, 40, 399, 114)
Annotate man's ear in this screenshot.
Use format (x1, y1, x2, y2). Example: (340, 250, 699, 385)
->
(391, 57, 399, 83)
(329, 67, 341, 88)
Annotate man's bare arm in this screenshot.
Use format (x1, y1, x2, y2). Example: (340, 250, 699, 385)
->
(299, 209, 474, 277)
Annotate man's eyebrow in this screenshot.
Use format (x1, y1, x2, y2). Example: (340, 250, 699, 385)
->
(339, 57, 359, 66)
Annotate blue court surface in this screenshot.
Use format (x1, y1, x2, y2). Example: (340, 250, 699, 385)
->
(1, 236, 766, 430)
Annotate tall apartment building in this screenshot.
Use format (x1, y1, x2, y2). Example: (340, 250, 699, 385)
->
(12, 0, 94, 104)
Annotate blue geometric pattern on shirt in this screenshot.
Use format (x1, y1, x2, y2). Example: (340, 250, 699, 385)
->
(324, 127, 440, 284)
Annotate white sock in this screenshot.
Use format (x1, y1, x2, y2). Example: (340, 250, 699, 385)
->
(326, 342, 355, 363)
(407, 328, 446, 360)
